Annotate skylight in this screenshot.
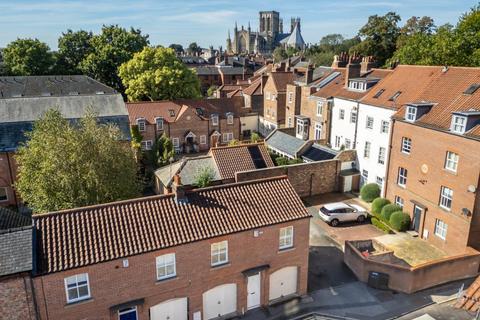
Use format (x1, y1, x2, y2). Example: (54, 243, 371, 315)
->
(464, 84, 480, 95)
(373, 89, 385, 99)
(388, 91, 402, 101)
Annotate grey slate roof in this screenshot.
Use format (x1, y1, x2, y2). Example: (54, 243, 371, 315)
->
(0, 76, 130, 151)
(0, 207, 31, 230)
(302, 144, 338, 162)
(0, 228, 32, 276)
(155, 155, 221, 187)
(265, 130, 307, 157)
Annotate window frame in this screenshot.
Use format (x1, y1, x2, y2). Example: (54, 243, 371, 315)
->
(397, 167, 407, 187)
(279, 226, 294, 250)
(0, 187, 8, 202)
(316, 101, 323, 116)
(451, 115, 467, 134)
(136, 118, 146, 132)
(118, 306, 137, 320)
(141, 140, 153, 151)
(156, 253, 177, 281)
(364, 141, 371, 158)
(444, 151, 459, 173)
(200, 135, 207, 145)
(314, 123, 322, 140)
(405, 106, 417, 122)
(378, 147, 386, 164)
(227, 114, 234, 125)
(350, 111, 357, 123)
(211, 115, 219, 126)
(344, 139, 351, 149)
(339, 109, 345, 120)
(376, 176, 383, 188)
(401, 137, 411, 154)
(439, 186, 453, 210)
(366, 116, 374, 129)
(211, 241, 228, 266)
(394, 196, 404, 208)
(434, 219, 448, 240)
(64, 273, 91, 304)
(380, 120, 389, 134)
(155, 117, 164, 131)
(172, 137, 180, 149)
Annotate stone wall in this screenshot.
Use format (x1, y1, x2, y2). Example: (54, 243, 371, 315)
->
(236, 159, 341, 198)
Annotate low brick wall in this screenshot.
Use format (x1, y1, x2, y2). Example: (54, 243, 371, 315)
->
(235, 159, 341, 198)
(345, 240, 480, 294)
(0, 274, 36, 320)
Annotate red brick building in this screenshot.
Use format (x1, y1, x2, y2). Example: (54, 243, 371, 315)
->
(32, 177, 311, 320)
(385, 66, 480, 254)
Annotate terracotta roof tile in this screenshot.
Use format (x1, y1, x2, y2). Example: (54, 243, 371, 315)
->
(270, 72, 294, 92)
(210, 143, 274, 180)
(33, 177, 309, 274)
(243, 78, 262, 96)
(456, 275, 480, 312)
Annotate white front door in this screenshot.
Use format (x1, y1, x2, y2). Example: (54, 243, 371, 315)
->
(247, 273, 261, 310)
(344, 176, 352, 192)
(269, 266, 298, 301)
(150, 297, 188, 320)
(203, 284, 237, 320)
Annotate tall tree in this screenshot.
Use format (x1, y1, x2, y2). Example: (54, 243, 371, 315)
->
(306, 34, 361, 66)
(273, 47, 287, 62)
(79, 25, 149, 93)
(351, 12, 401, 66)
(15, 109, 141, 213)
(3, 38, 54, 75)
(187, 42, 201, 55)
(119, 47, 201, 101)
(168, 44, 184, 55)
(56, 29, 93, 74)
(454, 5, 480, 66)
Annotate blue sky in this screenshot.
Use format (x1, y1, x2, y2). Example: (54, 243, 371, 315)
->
(0, 0, 477, 50)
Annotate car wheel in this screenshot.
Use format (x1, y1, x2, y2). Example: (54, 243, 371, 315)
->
(330, 219, 339, 227)
(357, 215, 366, 223)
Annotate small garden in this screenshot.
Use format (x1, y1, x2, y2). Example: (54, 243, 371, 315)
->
(269, 152, 303, 166)
(360, 183, 411, 234)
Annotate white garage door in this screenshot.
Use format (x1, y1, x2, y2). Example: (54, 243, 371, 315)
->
(269, 266, 298, 301)
(203, 283, 237, 320)
(150, 297, 188, 320)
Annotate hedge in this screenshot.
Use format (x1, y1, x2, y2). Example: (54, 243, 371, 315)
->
(389, 211, 411, 231)
(371, 198, 391, 215)
(371, 217, 392, 234)
(360, 183, 381, 202)
(381, 204, 402, 222)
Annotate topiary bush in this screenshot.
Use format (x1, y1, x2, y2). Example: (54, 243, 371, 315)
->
(381, 204, 402, 222)
(371, 198, 391, 216)
(389, 211, 411, 232)
(360, 183, 381, 202)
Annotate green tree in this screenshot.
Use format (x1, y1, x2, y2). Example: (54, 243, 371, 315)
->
(453, 5, 480, 66)
(187, 42, 201, 55)
(79, 25, 149, 93)
(306, 34, 361, 67)
(207, 85, 218, 97)
(56, 29, 93, 74)
(119, 47, 201, 101)
(251, 132, 260, 143)
(148, 133, 175, 168)
(3, 38, 54, 75)
(169, 44, 184, 55)
(351, 12, 401, 66)
(273, 47, 287, 62)
(15, 109, 141, 213)
(193, 166, 216, 188)
(130, 125, 143, 161)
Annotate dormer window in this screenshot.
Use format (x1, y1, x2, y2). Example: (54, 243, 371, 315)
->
(405, 106, 417, 122)
(451, 115, 467, 134)
(136, 118, 146, 132)
(348, 81, 366, 92)
(226, 113, 234, 124)
(155, 117, 164, 131)
(211, 114, 219, 126)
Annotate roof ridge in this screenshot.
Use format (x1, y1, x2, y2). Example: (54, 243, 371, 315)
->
(210, 142, 264, 151)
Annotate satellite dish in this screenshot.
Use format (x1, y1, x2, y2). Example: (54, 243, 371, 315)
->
(467, 185, 477, 193)
(421, 164, 428, 174)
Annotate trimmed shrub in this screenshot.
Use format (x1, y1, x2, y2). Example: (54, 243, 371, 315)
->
(381, 204, 402, 222)
(389, 211, 411, 232)
(360, 183, 381, 202)
(371, 217, 392, 234)
(371, 197, 391, 215)
(275, 157, 289, 166)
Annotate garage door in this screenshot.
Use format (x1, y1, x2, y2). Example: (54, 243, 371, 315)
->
(150, 297, 188, 320)
(203, 284, 237, 320)
(269, 266, 298, 301)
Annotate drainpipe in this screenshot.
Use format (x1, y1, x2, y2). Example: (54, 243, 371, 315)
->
(353, 101, 360, 148)
(384, 118, 395, 198)
(6, 152, 19, 209)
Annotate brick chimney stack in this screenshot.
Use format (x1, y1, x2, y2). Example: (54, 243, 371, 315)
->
(345, 53, 362, 88)
(305, 64, 314, 84)
(361, 56, 376, 74)
(331, 52, 349, 68)
(173, 174, 188, 204)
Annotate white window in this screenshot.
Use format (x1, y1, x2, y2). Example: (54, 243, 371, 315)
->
(64, 273, 91, 303)
(445, 151, 459, 172)
(401, 137, 411, 154)
(364, 141, 371, 158)
(155, 117, 164, 131)
(288, 117, 292, 127)
(378, 147, 386, 164)
(200, 135, 207, 145)
(136, 118, 146, 132)
(227, 114, 234, 124)
(314, 123, 322, 140)
(439, 186, 453, 210)
(335, 136, 340, 148)
(344, 139, 351, 149)
(316, 101, 323, 116)
(405, 106, 417, 122)
(451, 115, 467, 134)
(350, 111, 357, 123)
(119, 307, 137, 320)
(362, 169, 369, 180)
(339, 109, 345, 120)
(296, 119, 307, 137)
(376, 176, 383, 188)
(211, 115, 219, 126)
(141, 140, 152, 151)
(172, 138, 180, 148)
(223, 132, 233, 142)
(156, 253, 176, 280)
(288, 92, 293, 103)
(434, 219, 448, 240)
(211, 241, 228, 266)
(0, 187, 7, 202)
(395, 196, 404, 208)
(397, 167, 407, 187)
(366, 116, 374, 129)
(380, 121, 389, 133)
(279, 226, 294, 250)
(272, 94, 277, 101)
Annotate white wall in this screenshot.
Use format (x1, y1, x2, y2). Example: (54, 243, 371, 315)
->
(240, 114, 259, 134)
(356, 102, 395, 196)
(329, 97, 358, 150)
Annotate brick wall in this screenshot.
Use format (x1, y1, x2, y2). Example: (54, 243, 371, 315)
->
(33, 219, 310, 320)
(285, 84, 302, 128)
(236, 160, 341, 197)
(299, 94, 330, 142)
(0, 152, 18, 207)
(0, 274, 36, 320)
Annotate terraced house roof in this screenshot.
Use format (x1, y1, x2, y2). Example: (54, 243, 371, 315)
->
(33, 176, 310, 274)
